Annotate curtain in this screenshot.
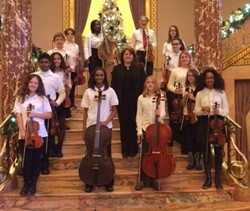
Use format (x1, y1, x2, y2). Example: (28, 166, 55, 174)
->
(128, 0, 145, 29)
(235, 80, 250, 161)
(74, 0, 91, 60)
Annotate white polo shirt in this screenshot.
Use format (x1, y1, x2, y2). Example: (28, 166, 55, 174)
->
(81, 86, 119, 129)
(14, 94, 52, 138)
(33, 69, 65, 105)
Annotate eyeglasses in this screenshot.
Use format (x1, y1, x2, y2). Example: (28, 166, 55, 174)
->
(172, 43, 180, 45)
(187, 74, 194, 77)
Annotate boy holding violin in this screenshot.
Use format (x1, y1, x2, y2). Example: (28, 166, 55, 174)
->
(14, 74, 52, 196)
(34, 52, 66, 175)
(194, 67, 229, 189)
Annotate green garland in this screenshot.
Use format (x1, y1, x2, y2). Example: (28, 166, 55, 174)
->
(222, 3, 250, 39)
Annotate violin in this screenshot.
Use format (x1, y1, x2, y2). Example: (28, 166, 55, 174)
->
(209, 102, 226, 148)
(142, 93, 175, 179)
(184, 87, 197, 124)
(64, 55, 72, 108)
(75, 53, 86, 85)
(25, 104, 43, 149)
(146, 43, 155, 62)
(160, 56, 171, 92)
(79, 91, 115, 186)
(47, 95, 59, 136)
(171, 83, 183, 123)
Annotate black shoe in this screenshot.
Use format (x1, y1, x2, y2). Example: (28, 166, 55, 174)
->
(105, 186, 114, 192)
(20, 184, 30, 196)
(70, 105, 77, 110)
(150, 180, 160, 191)
(64, 125, 70, 130)
(56, 151, 63, 157)
(85, 185, 94, 193)
(26, 185, 36, 196)
(122, 153, 129, 158)
(135, 181, 145, 191)
(50, 152, 57, 157)
(41, 169, 50, 175)
(129, 152, 137, 157)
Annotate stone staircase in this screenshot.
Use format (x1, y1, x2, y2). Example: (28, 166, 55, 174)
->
(1, 99, 250, 211)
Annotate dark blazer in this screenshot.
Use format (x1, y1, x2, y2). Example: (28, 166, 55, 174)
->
(111, 63, 146, 105)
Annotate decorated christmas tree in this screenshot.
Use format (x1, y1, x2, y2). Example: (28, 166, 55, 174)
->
(99, 0, 128, 49)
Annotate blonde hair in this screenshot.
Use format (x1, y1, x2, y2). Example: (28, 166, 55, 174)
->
(178, 50, 194, 68)
(142, 75, 160, 97)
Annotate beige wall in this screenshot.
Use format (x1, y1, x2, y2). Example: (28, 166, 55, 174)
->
(32, 0, 63, 52)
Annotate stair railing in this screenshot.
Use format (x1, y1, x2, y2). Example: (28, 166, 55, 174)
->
(223, 115, 249, 188)
(0, 112, 19, 185)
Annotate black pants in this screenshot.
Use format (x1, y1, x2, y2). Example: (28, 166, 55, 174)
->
(136, 51, 153, 76)
(183, 120, 201, 153)
(21, 138, 44, 182)
(117, 103, 138, 156)
(70, 72, 76, 106)
(89, 48, 102, 75)
(41, 120, 51, 172)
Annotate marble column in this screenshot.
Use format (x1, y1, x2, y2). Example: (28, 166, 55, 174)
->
(0, 0, 32, 119)
(194, 0, 222, 72)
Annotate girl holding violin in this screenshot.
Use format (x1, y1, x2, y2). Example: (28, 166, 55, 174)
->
(181, 68, 202, 170)
(14, 74, 52, 196)
(167, 50, 194, 153)
(50, 52, 72, 157)
(194, 67, 229, 189)
(135, 76, 166, 191)
(81, 67, 118, 193)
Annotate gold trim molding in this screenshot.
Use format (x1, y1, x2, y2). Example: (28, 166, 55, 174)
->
(222, 44, 250, 70)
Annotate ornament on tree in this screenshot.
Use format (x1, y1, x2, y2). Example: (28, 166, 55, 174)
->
(100, 0, 128, 49)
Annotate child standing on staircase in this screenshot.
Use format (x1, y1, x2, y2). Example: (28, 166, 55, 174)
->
(135, 75, 166, 191)
(50, 52, 72, 157)
(14, 74, 52, 196)
(194, 67, 229, 189)
(181, 68, 202, 171)
(81, 67, 119, 192)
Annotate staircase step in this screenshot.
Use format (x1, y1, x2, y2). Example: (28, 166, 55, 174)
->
(6, 176, 235, 210)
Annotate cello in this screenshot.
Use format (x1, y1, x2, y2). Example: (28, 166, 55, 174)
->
(79, 90, 115, 186)
(25, 104, 43, 149)
(142, 93, 175, 179)
(209, 102, 226, 148)
(97, 13, 119, 85)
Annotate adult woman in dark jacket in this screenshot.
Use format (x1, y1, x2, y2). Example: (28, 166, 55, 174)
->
(111, 47, 146, 158)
